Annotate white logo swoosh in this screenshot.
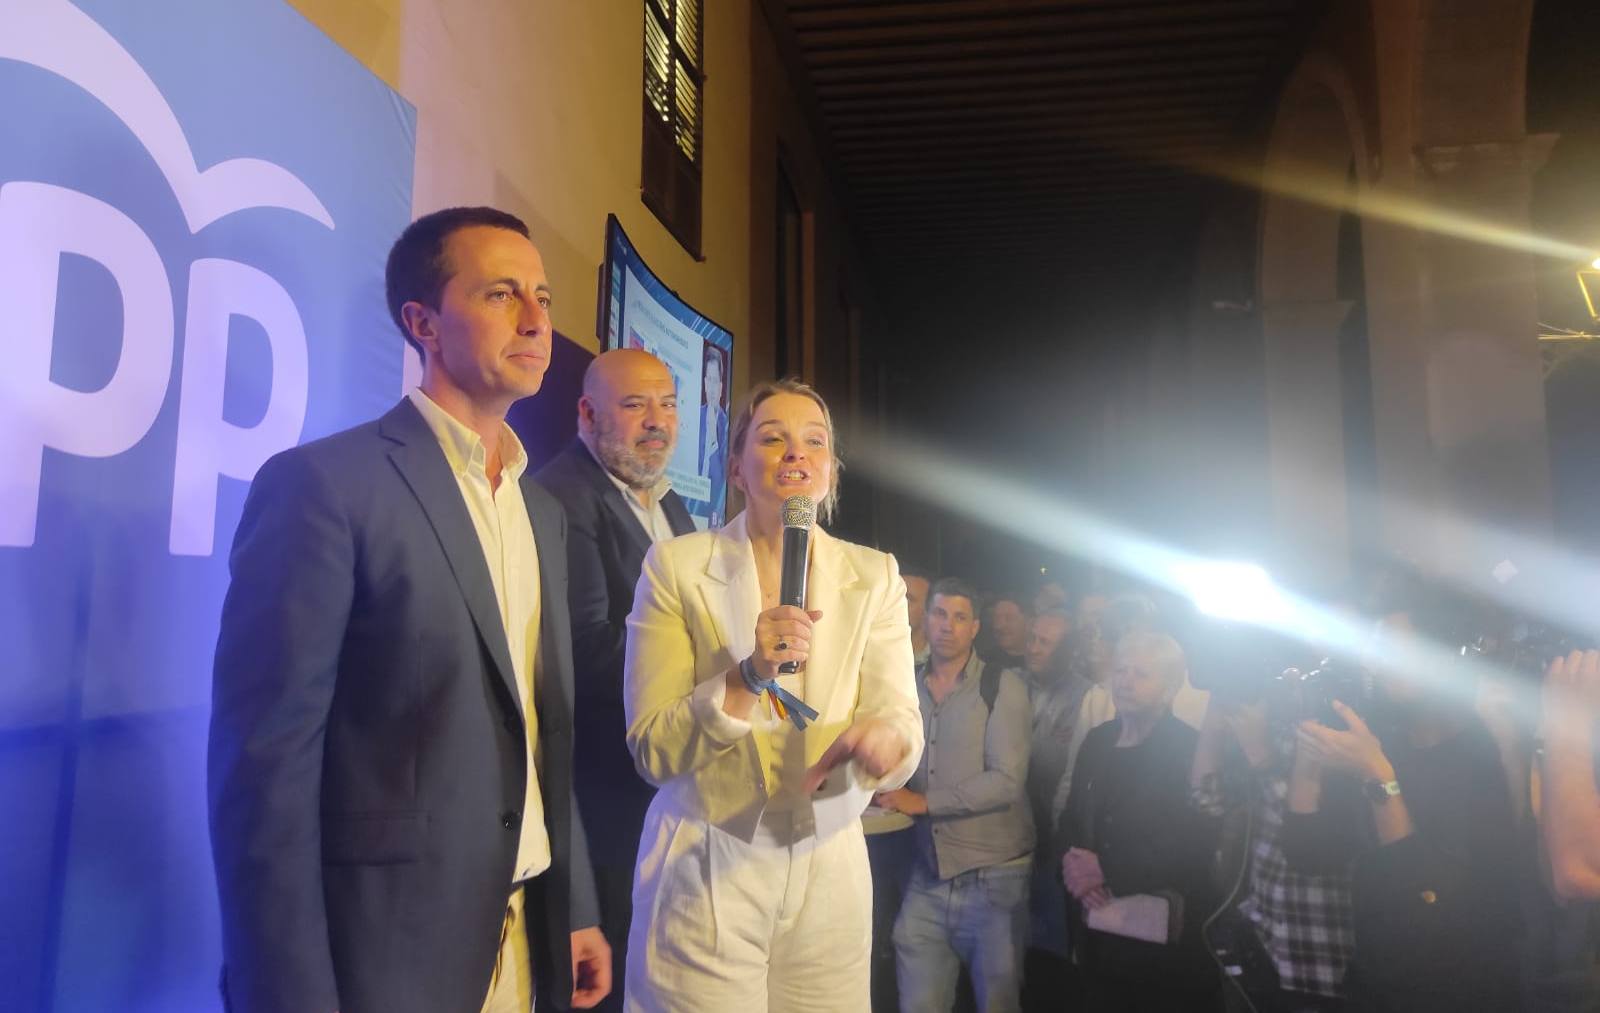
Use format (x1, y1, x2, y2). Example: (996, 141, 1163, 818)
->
(0, 0, 335, 232)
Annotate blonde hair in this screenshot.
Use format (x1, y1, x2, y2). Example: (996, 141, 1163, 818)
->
(727, 378, 842, 523)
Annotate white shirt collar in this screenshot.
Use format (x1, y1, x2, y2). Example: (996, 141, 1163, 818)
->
(407, 387, 528, 482)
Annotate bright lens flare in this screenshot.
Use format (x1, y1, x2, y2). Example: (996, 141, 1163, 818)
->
(849, 429, 1562, 731)
(1186, 153, 1596, 264)
(1172, 560, 1292, 626)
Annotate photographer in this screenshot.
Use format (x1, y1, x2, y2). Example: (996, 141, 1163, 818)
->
(1541, 649, 1600, 901)
(1293, 604, 1520, 1013)
(1189, 691, 1358, 1013)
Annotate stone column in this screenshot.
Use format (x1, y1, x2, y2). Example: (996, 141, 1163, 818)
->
(1408, 135, 1556, 578)
(1259, 299, 1354, 581)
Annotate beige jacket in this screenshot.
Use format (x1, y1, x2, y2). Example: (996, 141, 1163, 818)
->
(624, 512, 924, 840)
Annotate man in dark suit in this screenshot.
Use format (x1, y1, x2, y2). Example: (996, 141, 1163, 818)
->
(208, 207, 609, 1013)
(535, 348, 696, 1008)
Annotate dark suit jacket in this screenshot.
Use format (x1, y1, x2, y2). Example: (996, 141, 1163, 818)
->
(208, 400, 600, 1013)
(533, 439, 694, 866)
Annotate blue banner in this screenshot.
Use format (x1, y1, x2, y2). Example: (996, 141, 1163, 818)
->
(602, 216, 735, 529)
(0, 1, 417, 1009)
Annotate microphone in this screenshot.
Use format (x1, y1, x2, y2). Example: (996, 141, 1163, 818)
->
(778, 495, 816, 674)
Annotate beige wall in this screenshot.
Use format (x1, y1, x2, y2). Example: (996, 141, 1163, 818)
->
(287, 0, 756, 391)
(287, 0, 880, 466)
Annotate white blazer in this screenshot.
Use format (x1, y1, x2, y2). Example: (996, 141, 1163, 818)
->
(624, 512, 924, 841)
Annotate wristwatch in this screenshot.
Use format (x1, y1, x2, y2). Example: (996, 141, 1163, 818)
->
(1363, 777, 1402, 803)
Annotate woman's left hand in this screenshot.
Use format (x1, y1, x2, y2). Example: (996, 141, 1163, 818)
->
(1296, 701, 1395, 781)
(802, 717, 907, 792)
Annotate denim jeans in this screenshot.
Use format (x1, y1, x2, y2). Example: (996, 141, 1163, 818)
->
(893, 860, 1031, 1013)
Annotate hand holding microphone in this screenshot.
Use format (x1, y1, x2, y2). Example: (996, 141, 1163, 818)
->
(751, 604, 823, 681)
(748, 495, 821, 679)
(739, 495, 823, 730)
(776, 495, 814, 674)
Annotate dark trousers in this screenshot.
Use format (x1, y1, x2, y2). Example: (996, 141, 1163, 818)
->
(1021, 948, 1078, 1012)
(590, 861, 633, 1013)
(1083, 973, 1218, 1013)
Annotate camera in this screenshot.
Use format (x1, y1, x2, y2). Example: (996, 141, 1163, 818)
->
(1268, 656, 1374, 731)
(1460, 617, 1581, 683)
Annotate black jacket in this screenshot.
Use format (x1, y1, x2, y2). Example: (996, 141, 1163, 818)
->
(1341, 719, 1521, 1013)
(534, 438, 695, 865)
(1059, 713, 1215, 987)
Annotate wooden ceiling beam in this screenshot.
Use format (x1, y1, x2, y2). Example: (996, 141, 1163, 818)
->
(837, 141, 1219, 172)
(787, 0, 1296, 31)
(836, 133, 1218, 158)
(854, 167, 1196, 190)
(797, 13, 1290, 56)
(810, 38, 1278, 85)
(802, 21, 1285, 68)
(813, 55, 1266, 98)
(860, 207, 1193, 231)
(835, 120, 1226, 153)
(859, 206, 1196, 236)
(855, 187, 1196, 213)
(820, 75, 1260, 115)
(819, 57, 1267, 100)
(852, 169, 1191, 193)
(825, 92, 1239, 129)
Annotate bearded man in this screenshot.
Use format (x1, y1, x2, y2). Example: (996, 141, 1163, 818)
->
(535, 348, 697, 1011)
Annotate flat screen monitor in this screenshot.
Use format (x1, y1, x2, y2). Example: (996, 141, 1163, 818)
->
(598, 215, 733, 529)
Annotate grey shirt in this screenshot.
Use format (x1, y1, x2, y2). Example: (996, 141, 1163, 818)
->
(909, 651, 1035, 879)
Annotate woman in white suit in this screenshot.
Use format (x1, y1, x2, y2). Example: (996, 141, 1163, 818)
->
(622, 379, 924, 1012)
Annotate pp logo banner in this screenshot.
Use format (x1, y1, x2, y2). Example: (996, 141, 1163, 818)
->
(0, 0, 416, 558)
(0, 1, 416, 1008)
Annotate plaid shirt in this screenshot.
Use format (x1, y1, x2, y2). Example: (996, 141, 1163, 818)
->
(1195, 755, 1356, 999)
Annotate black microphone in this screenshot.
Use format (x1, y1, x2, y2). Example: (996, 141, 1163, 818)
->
(777, 495, 816, 674)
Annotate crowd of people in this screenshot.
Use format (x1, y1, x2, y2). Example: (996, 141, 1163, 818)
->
(207, 205, 1600, 1013)
(864, 563, 1600, 1013)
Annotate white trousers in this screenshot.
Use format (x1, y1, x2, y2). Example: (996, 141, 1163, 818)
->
(624, 802, 872, 1012)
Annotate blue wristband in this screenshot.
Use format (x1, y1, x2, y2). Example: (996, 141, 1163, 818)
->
(738, 655, 766, 695)
(738, 655, 820, 730)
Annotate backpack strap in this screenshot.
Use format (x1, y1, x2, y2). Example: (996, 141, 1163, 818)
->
(980, 661, 1002, 715)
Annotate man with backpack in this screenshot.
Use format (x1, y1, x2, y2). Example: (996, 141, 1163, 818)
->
(879, 578, 1034, 1013)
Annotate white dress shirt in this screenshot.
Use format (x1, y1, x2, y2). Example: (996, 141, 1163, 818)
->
(408, 388, 551, 883)
(585, 438, 677, 544)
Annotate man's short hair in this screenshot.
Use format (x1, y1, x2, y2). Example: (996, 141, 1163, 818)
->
(899, 561, 933, 584)
(929, 577, 979, 616)
(1032, 607, 1072, 627)
(990, 590, 1030, 614)
(384, 206, 530, 359)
